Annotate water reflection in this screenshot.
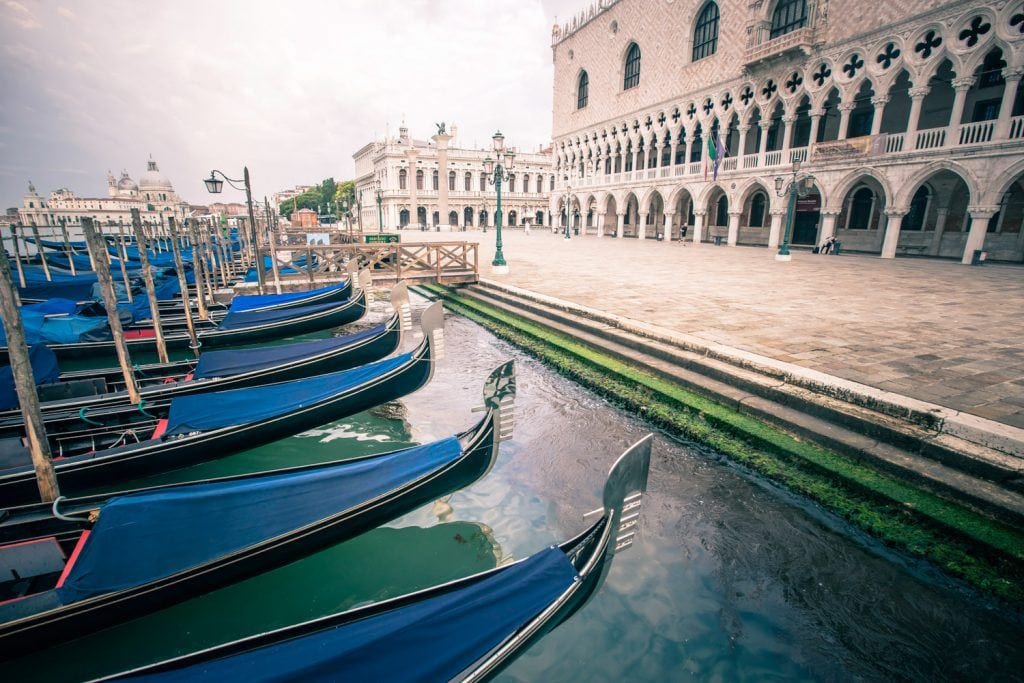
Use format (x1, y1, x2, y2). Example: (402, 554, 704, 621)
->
(11, 302, 1024, 681)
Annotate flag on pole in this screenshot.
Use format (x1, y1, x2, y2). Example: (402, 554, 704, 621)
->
(708, 130, 726, 181)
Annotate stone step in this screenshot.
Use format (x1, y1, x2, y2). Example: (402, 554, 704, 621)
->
(451, 283, 1024, 528)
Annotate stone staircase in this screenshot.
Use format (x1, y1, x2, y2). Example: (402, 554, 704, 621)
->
(448, 279, 1024, 528)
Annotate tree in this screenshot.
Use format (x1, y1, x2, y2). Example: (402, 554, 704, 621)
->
(277, 176, 355, 220)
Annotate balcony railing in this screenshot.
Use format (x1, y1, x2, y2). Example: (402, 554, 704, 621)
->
(745, 26, 815, 66)
(552, 119, 1023, 193)
(958, 120, 994, 145)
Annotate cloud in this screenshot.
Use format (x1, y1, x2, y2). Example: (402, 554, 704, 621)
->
(3, 0, 42, 29)
(0, 0, 564, 208)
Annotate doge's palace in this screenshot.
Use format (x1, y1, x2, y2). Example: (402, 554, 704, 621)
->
(550, 0, 1024, 263)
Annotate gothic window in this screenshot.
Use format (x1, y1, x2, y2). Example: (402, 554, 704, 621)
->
(416, 170, 424, 190)
(508, 175, 516, 192)
(749, 192, 766, 227)
(523, 173, 531, 192)
(848, 187, 875, 229)
(448, 171, 456, 191)
(770, 0, 807, 39)
(578, 71, 589, 109)
(480, 174, 487, 191)
(624, 43, 641, 90)
(537, 175, 544, 192)
(464, 172, 471, 191)
(550, 175, 555, 191)
(432, 170, 439, 191)
(692, 2, 719, 62)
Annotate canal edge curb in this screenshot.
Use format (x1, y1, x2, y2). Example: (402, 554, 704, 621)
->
(415, 283, 1024, 604)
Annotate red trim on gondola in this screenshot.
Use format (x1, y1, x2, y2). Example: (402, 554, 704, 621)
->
(55, 530, 91, 588)
(124, 329, 156, 340)
(151, 419, 169, 440)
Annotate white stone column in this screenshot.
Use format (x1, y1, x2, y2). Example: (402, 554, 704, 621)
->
(870, 97, 888, 136)
(781, 116, 796, 151)
(758, 122, 770, 162)
(808, 111, 823, 147)
(768, 210, 785, 248)
(737, 125, 749, 159)
(405, 148, 419, 230)
(905, 87, 930, 150)
(663, 213, 672, 241)
(596, 212, 605, 237)
(949, 77, 976, 132)
(616, 212, 625, 238)
(995, 68, 1023, 139)
(961, 207, 997, 264)
(880, 209, 906, 258)
(726, 210, 741, 246)
(837, 103, 855, 140)
(432, 132, 453, 229)
(927, 207, 949, 256)
(692, 210, 705, 245)
(818, 210, 839, 247)
(685, 137, 693, 167)
(637, 212, 648, 240)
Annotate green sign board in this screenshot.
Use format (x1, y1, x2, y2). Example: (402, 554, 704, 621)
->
(364, 234, 400, 244)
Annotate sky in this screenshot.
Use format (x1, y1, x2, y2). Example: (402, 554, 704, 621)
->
(0, 0, 582, 207)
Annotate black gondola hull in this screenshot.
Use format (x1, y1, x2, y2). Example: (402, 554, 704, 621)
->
(0, 292, 367, 362)
(0, 415, 496, 659)
(0, 336, 433, 507)
(0, 314, 401, 427)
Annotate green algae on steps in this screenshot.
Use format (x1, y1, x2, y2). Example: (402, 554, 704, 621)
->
(419, 284, 1024, 604)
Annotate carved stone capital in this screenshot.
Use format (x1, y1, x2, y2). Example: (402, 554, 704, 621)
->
(871, 96, 890, 107)
(952, 77, 976, 91)
(908, 86, 931, 99)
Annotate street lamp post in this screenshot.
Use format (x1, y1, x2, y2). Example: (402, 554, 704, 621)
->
(482, 130, 514, 275)
(204, 167, 266, 292)
(774, 160, 814, 262)
(374, 178, 383, 233)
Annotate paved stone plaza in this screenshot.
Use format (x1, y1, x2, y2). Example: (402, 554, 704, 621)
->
(416, 229, 1024, 428)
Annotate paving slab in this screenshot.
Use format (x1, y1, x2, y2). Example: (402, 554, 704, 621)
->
(413, 229, 1024, 429)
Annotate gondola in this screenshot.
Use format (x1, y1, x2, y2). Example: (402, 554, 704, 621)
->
(0, 359, 514, 659)
(0, 283, 370, 362)
(0, 301, 444, 506)
(95, 434, 652, 683)
(0, 284, 412, 427)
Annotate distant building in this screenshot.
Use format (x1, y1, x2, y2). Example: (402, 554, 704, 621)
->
(272, 185, 316, 212)
(291, 207, 319, 228)
(17, 157, 191, 237)
(353, 123, 554, 231)
(207, 202, 249, 217)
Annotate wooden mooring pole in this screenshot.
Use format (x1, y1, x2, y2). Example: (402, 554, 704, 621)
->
(130, 209, 169, 364)
(28, 223, 52, 281)
(0, 235, 59, 502)
(59, 218, 76, 276)
(82, 218, 141, 405)
(187, 220, 211, 321)
(8, 225, 26, 289)
(168, 217, 200, 358)
(115, 221, 134, 303)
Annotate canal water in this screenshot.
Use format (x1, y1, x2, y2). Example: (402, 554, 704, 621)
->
(7, 298, 1023, 681)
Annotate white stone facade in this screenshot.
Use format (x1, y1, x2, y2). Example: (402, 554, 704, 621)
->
(352, 125, 554, 232)
(17, 158, 191, 240)
(551, 0, 1024, 263)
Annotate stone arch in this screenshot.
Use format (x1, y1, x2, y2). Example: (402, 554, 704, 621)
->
(984, 157, 1024, 206)
(828, 167, 894, 213)
(622, 191, 641, 237)
(895, 160, 979, 207)
(833, 173, 890, 254)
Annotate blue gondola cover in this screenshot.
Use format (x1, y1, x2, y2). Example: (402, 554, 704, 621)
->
(229, 282, 348, 312)
(192, 325, 386, 379)
(164, 351, 411, 436)
(55, 436, 464, 604)
(19, 280, 98, 302)
(0, 345, 61, 410)
(0, 299, 111, 346)
(217, 300, 344, 331)
(123, 547, 577, 682)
